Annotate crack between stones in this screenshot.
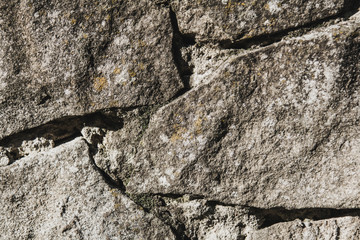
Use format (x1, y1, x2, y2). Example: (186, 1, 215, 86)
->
(131, 193, 360, 232)
(86, 140, 126, 191)
(2, 3, 359, 239)
(218, 13, 353, 49)
(200, 200, 360, 230)
(248, 207, 360, 229)
(86, 138, 191, 240)
(167, 1, 360, 51)
(168, 6, 194, 101)
(0, 107, 128, 165)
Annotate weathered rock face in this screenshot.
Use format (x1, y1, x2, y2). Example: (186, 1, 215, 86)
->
(171, 0, 355, 43)
(1, 0, 360, 239)
(247, 216, 360, 240)
(0, 0, 182, 139)
(0, 138, 175, 239)
(125, 19, 360, 209)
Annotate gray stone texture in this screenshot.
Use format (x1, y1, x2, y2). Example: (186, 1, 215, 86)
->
(171, 0, 353, 42)
(125, 19, 360, 209)
(0, 138, 175, 239)
(1, 0, 360, 239)
(0, 0, 182, 139)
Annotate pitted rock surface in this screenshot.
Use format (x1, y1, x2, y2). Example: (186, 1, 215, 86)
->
(1, 0, 360, 239)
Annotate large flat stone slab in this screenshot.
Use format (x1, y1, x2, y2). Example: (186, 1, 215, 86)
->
(171, 0, 354, 42)
(0, 138, 175, 239)
(0, 0, 182, 139)
(125, 18, 360, 209)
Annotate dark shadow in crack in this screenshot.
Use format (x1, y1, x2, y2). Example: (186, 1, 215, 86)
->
(0, 109, 124, 164)
(220, 0, 360, 50)
(249, 207, 360, 229)
(169, 6, 195, 100)
(86, 141, 126, 192)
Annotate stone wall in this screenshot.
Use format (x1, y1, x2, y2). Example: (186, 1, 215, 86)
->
(1, 0, 360, 239)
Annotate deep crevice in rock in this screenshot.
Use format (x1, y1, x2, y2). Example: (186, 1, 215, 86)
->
(169, 6, 195, 100)
(219, 2, 360, 50)
(86, 141, 126, 192)
(125, 192, 192, 240)
(249, 207, 360, 229)
(166, 1, 360, 51)
(83, 124, 192, 239)
(0, 109, 124, 165)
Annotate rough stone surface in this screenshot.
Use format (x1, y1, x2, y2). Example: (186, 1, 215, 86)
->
(1, 0, 360, 239)
(248, 216, 360, 239)
(125, 18, 360, 209)
(0, 138, 175, 240)
(171, 0, 354, 42)
(0, 0, 182, 139)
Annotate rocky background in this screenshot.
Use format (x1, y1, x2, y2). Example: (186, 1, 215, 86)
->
(1, 0, 360, 239)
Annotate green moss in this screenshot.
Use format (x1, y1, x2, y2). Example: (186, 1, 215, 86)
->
(128, 193, 155, 210)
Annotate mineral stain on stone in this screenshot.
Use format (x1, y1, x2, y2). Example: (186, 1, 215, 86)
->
(93, 76, 108, 92)
(1, 0, 360, 239)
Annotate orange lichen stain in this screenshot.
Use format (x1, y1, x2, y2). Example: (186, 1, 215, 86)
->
(84, 15, 91, 21)
(171, 124, 187, 142)
(109, 100, 118, 107)
(110, 189, 119, 197)
(225, 0, 238, 14)
(223, 71, 231, 78)
(332, 30, 344, 42)
(225, 0, 232, 9)
(138, 62, 145, 71)
(264, 3, 269, 10)
(94, 77, 108, 91)
(128, 70, 136, 78)
(243, 32, 253, 39)
(194, 117, 203, 135)
(138, 40, 147, 48)
(39, 9, 46, 16)
(83, 33, 88, 39)
(71, 18, 77, 25)
(170, 117, 187, 142)
(232, 81, 241, 88)
(113, 67, 121, 74)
